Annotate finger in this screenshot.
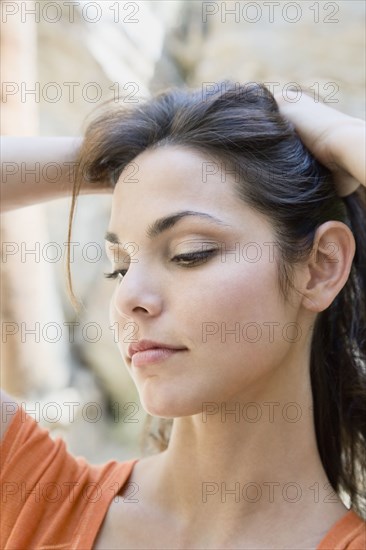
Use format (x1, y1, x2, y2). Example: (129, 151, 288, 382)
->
(333, 171, 362, 198)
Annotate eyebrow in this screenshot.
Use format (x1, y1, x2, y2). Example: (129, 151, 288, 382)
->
(104, 210, 232, 245)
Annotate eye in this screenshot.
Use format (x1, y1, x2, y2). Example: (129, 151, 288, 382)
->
(171, 249, 217, 266)
(103, 269, 127, 281)
(103, 249, 218, 282)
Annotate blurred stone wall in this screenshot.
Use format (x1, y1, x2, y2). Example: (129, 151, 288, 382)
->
(1, 2, 38, 399)
(1, 0, 364, 464)
(1, 2, 72, 406)
(154, 0, 365, 117)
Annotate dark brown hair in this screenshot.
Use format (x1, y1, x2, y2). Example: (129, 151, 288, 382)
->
(66, 81, 366, 519)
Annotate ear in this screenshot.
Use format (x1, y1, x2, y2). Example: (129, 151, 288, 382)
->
(300, 221, 356, 313)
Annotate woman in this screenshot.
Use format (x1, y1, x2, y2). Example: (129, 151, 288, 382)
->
(1, 82, 365, 549)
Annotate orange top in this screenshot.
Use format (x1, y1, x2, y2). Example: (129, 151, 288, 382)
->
(0, 405, 139, 549)
(1, 406, 365, 549)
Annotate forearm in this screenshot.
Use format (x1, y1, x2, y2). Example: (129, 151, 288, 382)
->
(0, 136, 113, 212)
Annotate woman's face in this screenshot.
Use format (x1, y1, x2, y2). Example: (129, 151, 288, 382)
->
(106, 146, 308, 417)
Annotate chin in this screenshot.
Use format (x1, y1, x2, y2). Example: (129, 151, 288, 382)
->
(141, 400, 200, 419)
(139, 385, 203, 419)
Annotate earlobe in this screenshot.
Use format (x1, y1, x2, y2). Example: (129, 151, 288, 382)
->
(300, 221, 356, 313)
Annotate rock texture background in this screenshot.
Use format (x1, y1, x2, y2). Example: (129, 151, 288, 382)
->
(1, 0, 365, 463)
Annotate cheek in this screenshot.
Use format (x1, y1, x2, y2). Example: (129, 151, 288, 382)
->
(187, 259, 291, 360)
(191, 257, 282, 324)
(108, 290, 132, 356)
(109, 290, 118, 326)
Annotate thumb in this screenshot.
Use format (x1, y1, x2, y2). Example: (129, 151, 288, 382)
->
(332, 168, 361, 198)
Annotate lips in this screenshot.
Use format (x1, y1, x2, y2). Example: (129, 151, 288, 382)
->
(127, 339, 187, 359)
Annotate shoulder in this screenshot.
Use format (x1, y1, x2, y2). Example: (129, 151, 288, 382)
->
(317, 509, 366, 549)
(93, 454, 165, 549)
(0, 401, 139, 549)
(0, 389, 19, 442)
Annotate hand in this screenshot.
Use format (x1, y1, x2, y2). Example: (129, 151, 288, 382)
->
(275, 91, 363, 197)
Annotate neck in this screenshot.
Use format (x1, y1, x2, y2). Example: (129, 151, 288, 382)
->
(140, 353, 347, 544)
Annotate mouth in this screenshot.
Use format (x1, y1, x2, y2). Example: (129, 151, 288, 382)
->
(130, 347, 188, 367)
(127, 339, 188, 359)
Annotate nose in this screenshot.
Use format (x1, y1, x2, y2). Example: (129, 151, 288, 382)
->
(112, 263, 163, 319)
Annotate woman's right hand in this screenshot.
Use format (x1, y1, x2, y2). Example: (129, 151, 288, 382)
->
(275, 90, 365, 197)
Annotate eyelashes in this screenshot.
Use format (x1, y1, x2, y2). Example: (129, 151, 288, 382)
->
(103, 249, 217, 282)
(103, 270, 128, 280)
